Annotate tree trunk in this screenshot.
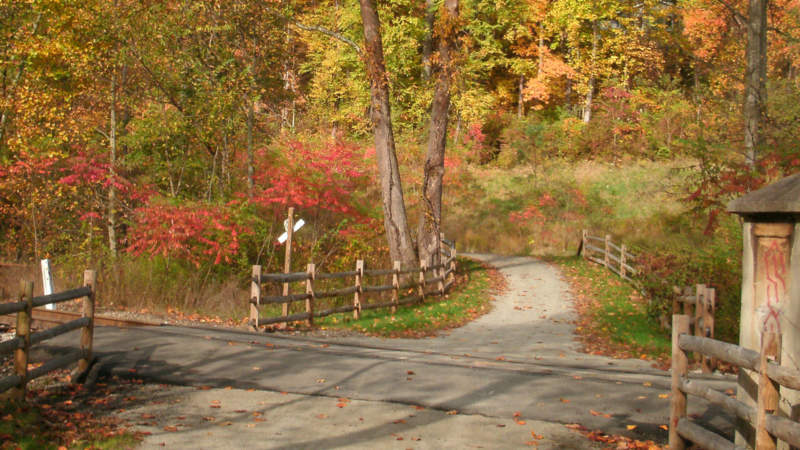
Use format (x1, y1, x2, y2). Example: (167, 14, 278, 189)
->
(358, 0, 417, 268)
(517, 74, 525, 118)
(418, 0, 458, 267)
(422, 0, 435, 80)
(108, 67, 118, 257)
(582, 22, 598, 124)
(744, 0, 767, 169)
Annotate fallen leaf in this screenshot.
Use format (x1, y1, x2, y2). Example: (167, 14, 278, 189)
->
(203, 416, 215, 422)
(407, 370, 415, 375)
(658, 394, 669, 399)
(336, 403, 347, 408)
(393, 419, 406, 424)
(559, 398, 570, 403)
(163, 426, 178, 432)
(446, 410, 458, 415)
(496, 356, 506, 361)
(643, 382, 652, 387)
(659, 425, 668, 431)
(626, 425, 637, 430)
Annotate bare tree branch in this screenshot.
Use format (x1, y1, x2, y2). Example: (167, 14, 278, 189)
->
(292, 22, 362, 55)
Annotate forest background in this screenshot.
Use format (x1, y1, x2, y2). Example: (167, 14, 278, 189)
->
(0, 0, 798, 343)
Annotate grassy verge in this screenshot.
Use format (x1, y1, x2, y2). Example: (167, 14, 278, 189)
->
(553, 256, 670, 364)
(315, 258, 500, 337)
(0, 372, 139, 449)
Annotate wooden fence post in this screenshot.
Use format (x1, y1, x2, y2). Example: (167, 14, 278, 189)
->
(281, 207, 295, 328)
(672, 286, 681, 316)
(250, 265, 262, 329)
(11, 280, 33, 400)
(706, 287, 716, 370)
(78, 270, 96, 374)
(604, 234, 611, 268)
(670, 314, 690, 450)
(581, 229, 588, 258)
(682, 286, 692, 316)
(620, 244, 627, 278)
(391, 261, 400, 314)
(449, 246, 457, 287)
(694, 284, 705, 364)
(419, 260, 427, 304)
(354, 260, 363, 319)
(305, 263, 315, 327)
(755, 332, 780, 450)
(437, 263, 445, 296)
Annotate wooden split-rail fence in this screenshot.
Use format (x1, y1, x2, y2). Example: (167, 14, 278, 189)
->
(579, 230, 639, 282)
(0, 270, 96, 400)
(249, 238, 457, 328)
(670, 315, 800, 449)
(673, 284, 717, 373)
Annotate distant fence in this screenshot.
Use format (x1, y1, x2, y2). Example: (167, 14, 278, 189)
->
(579, 230, 638, 282)
(670, 315, 800, 449)
(249, 238, 457, 328)
(0, 270, 96, 399)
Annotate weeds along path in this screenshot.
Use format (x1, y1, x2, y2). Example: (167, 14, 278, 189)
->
(39, 255, 735, 448)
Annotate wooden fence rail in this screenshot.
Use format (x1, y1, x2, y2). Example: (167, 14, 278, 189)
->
(579, 230, 638, 282)
(250, 238, 457, 328)
(0, 270, 96, 400)
(670, 314, 800, 449)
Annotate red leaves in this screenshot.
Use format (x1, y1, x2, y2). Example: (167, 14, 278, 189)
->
(249, 140, 371, 219)
(126, 201, 248, 267)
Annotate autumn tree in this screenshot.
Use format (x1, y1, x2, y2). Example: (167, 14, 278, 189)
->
(418, 0, 459, 266)
(357, 0, 417, 268)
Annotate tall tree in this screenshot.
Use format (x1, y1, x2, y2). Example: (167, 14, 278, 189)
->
(743, 0, 767, 168)
(358, 0, 417, 268)
(418, 0, 459, 266)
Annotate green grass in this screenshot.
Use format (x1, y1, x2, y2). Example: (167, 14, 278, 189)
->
(554, 256, 670, 359)
(0, 398, 138, 449)
(316, 258, 492, 336)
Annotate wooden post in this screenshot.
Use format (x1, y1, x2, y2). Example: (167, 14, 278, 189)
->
(581, 229, 588, 258)
(391, 261, 400, 314)
(706, 287, 716, 370)
(755, 332, 780, 450)
(604, 234, 611, 268)
(681, 286, 691, 316)
(620, 244, 627, 278)
(437, 264, 444, 296)
(305, 263, 315, 327)
(78, 270, 96, 374)
(11, 280, 33, 400)
(449, 247, 457, 287)
(419, 260, 427, 304)
(670, 314, 691, 450)
(250, 265, 262, 329)
(281, 207, 295, 328)
(672, 286, 681, 316)
(699, 287, 715, 372)
(354, 259, 363, 319)
(694, 284, 705, 365)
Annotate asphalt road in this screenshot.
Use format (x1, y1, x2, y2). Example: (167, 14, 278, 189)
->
(42, 254, 736, 448)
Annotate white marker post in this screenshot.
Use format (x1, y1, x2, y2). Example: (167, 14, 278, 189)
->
(277, 208, 305, 328)
(41, 259, 55, 310)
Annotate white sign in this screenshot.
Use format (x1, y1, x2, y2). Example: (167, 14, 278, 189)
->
(41, 259, 55, 310)
(277, 218, 305, 244)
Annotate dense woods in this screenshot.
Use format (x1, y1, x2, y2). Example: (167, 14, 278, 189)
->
(0, 0, 798, 328)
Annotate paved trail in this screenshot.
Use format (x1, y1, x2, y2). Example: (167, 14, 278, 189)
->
(45, 255, 735, 448)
